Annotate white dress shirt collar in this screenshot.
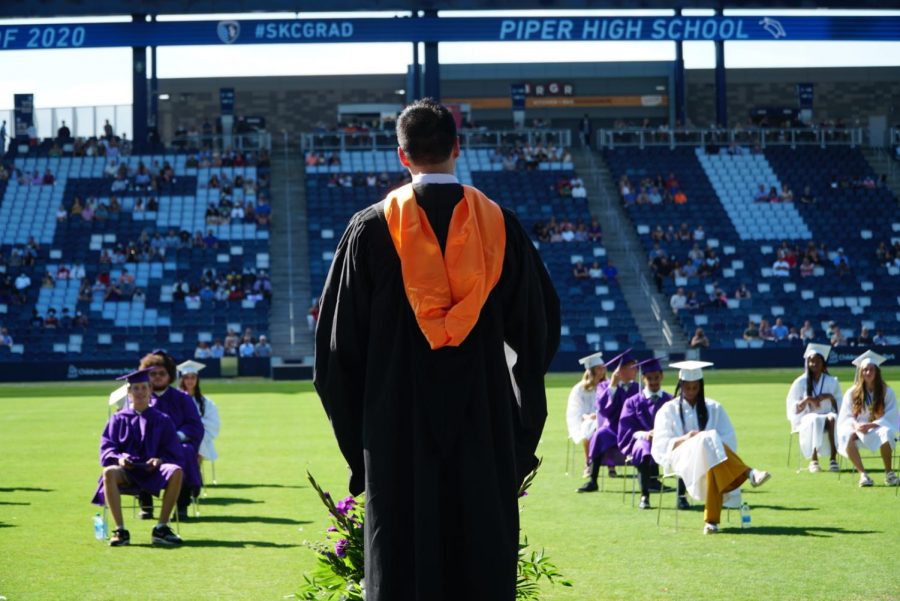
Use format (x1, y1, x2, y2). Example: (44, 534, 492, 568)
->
(412, 173, 459, 185)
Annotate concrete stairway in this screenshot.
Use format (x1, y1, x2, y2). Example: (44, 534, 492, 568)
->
(571, 147, 689, 356)
(268, 152, 314, 362)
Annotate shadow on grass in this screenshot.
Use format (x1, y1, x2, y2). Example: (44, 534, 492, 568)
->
(733, 525, 878, 537)
(0, 501, 30, 506)
(195, 515, 313, 525)
(184, 539, 300, 548)
(210, 483, 305, 490)
(197, 497, 264, 506)
(0, 487, 54, 493)
(0, 523, 16, 528)
(750, 504, 817, 512)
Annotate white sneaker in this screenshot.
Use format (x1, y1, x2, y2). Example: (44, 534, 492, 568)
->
(858, 474, 874, 487)
(750, 469, 772, 488)
(703, 523, 719, 535)
(885, 472, 900, 486)
(808, 460, 821, 473)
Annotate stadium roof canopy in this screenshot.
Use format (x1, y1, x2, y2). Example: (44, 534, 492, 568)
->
(1, 0, 891, 19)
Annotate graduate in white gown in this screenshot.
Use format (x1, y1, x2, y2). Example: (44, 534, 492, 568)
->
(566, 352, 605, 477)
(177, 360, 221, 464)
(836, 350, 900, 487)
(651, 361, 772, 534)
(785, 343, 842, 472)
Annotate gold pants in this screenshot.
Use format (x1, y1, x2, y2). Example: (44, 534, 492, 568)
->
(704, 445, 749, 524)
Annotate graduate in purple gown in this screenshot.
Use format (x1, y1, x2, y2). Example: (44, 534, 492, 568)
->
(578, 349, 639, 493)
(617, 358, 673, 509)
(138, 350, 204, 520)
(91, 368, 184, 546)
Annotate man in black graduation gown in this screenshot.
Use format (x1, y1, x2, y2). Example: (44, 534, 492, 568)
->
(315, 99, 560, 601)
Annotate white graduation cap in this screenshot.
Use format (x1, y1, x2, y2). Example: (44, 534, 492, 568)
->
(177, 360, 207, 375)
(803, 343, 831, 361)
(851, 350, 887, 370)
(108, 384, 128, 410)
(578, 351, 604, 369)
(669, 360, 714, 382)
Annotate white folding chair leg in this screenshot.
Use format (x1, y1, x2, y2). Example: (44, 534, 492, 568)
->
(211, 460, 217, 485)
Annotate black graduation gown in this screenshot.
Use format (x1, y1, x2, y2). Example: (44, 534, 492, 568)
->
(314, 182, 560, 601)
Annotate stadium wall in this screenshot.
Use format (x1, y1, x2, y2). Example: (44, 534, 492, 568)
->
(157, 64, 899, 140)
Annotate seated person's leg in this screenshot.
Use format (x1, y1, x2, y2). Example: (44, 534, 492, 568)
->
(158, 465, 183, 525)
(102, 465, 129, 529)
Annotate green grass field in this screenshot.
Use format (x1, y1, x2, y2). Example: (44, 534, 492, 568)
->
(2, 368, 899, 601)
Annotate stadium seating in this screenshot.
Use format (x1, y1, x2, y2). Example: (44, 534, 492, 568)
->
(0, 155, 271, 362)
(604, 145, 900, 349)
(306, 148, 645, 356)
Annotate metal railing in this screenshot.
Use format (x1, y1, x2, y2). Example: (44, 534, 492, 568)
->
(300, 128, 572, 153)
(596, 127, 864, 150)
(168, 131, 273, 152)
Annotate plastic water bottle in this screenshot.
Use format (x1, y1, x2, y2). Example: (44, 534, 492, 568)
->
(740, 502, 751, 529)
(93, 513, 106, 541)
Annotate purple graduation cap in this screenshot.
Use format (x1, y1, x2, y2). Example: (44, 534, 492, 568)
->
(116, 367, 154, 384)
(605, 348, 636, 370)
(637, 357, 663, 375)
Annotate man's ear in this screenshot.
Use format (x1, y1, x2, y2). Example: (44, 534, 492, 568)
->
(397, 146, 411, 168)
(451, 137, 461, 159)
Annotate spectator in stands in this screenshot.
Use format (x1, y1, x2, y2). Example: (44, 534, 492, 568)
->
(194, 342, 212, 359)
(55, 202, 68, 223)
(833, 249, 851, 277)
(872, 330, 887, 346)
(73, 310, 89, 329)
(690, 328, 710, 348)
(44, 308, 59, 329)
(743, 320, 760, 341)
(59, 308, 72, 329)
(102, 119, 114, 139)
(255, 197, 271, 226)
(753, 184, 768, 202)
(14, 272, 31, 303)
(42, 168, 55, 186)
(619, 176, 636, 204)
(205, 339, 223, 359)
(772, 254, 791, 277)
(670, 288, 687, 314)
(767, 186, 779, 202)
(799, 185, 815, 204)
(239, 336, 255, 357)
(57, 120, 71, 142)
(708, 287, 728, 308)
(800, 320, 816, 341)
(0, 328, 12, 347)
(673, 189, 687, 204)
(572, 261, 589, 280)
(772, 318, 789, 341)
(856, 328, 873, 347)
(692, 225, 705, 242)
(571, 180, 587, 199)
(81, 200, 95, 222)
(255, 335, 272, 358)
(779, 184, 794, 202)
(759, 319, 776, 342)
(41, 272, 55, 289)
(799, 256, 815, 278)
(829, 324, 847, 347)
(602, 263, 618, 282)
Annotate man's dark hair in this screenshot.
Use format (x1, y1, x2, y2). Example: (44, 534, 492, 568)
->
(396, 98, 457, 166)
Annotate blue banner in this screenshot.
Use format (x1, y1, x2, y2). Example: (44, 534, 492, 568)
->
(0, 16, 897, 50)
(13, 93, 33, 139)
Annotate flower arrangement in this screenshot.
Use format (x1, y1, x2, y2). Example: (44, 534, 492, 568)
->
(296, 458, 572, 600)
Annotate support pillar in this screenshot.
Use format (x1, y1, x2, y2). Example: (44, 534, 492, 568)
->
(673, 8, 686, 126)
(131, 14, 148, 151)
(714, 6, 727, 128)
(422, 10, 440, 101)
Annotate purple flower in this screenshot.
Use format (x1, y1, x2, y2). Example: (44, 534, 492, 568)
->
(327, 526, 337, 532)
(335, 496, 356, 516)
(519, 491, 529, 498)
(335, 538, 349, 558)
